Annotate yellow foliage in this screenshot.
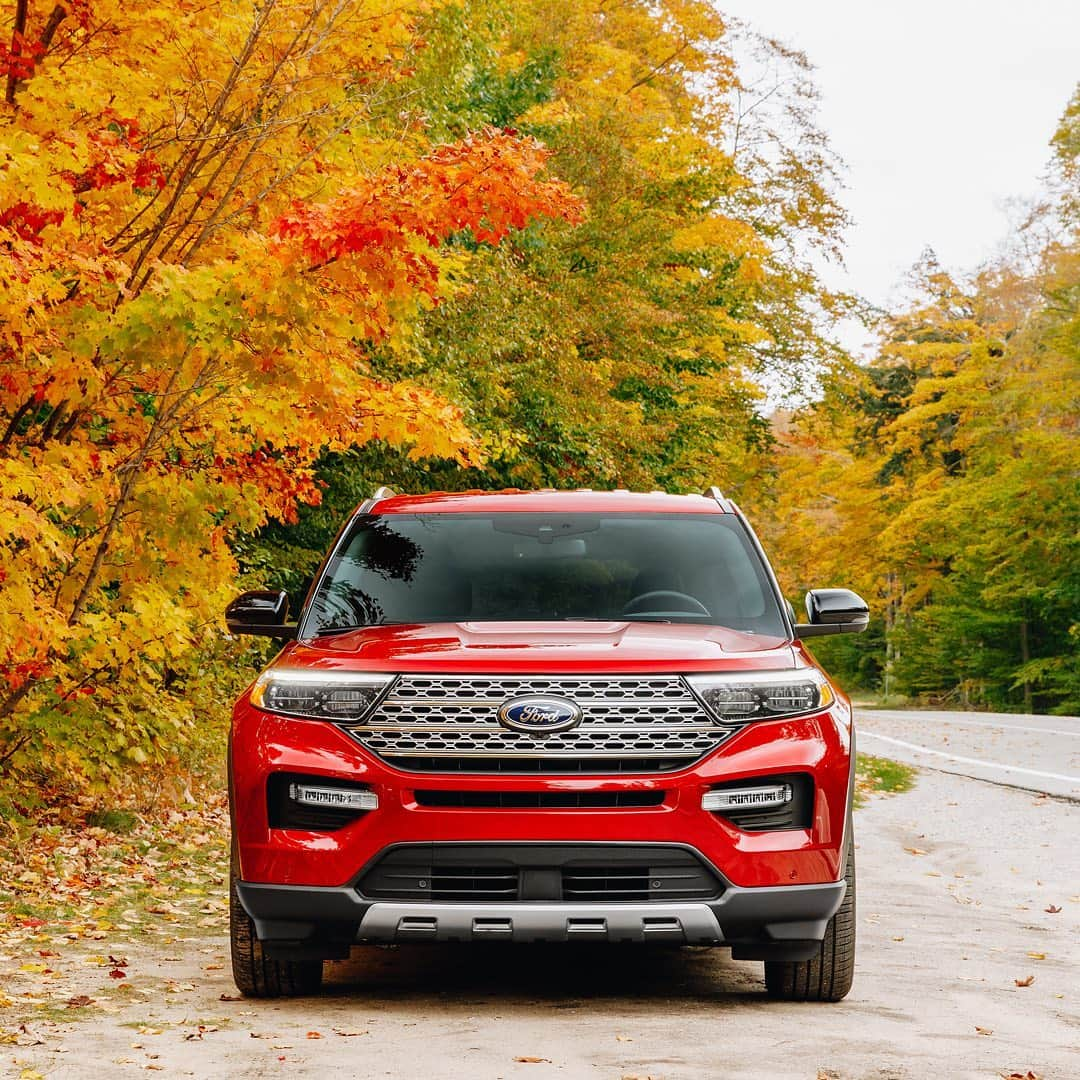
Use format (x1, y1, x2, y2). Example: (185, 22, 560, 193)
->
(0, 0, 579, 781)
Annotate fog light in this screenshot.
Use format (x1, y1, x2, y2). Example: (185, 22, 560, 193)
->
(702, 783, 792, 812)
(288, 783, 378, 812)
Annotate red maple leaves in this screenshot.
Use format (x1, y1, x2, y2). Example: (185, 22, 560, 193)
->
(67, 116, 166, 195)
(273, 130, 584, 272)
(0, 201, 64, 242)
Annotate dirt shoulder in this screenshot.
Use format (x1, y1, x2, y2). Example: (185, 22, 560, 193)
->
(3, 770, 1078, 1080)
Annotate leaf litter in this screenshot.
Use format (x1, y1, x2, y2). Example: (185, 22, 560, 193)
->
(0, 784, 229, 1040)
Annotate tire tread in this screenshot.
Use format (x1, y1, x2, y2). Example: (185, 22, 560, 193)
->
(764, 836, 856, 1002)
(230, 867, 323, 998)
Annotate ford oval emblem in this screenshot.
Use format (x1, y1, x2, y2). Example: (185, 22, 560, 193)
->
(497, 695, 583, 734)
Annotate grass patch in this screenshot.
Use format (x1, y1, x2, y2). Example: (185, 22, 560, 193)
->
(85, 808, 140, 834)
(854, 752, 917, 808)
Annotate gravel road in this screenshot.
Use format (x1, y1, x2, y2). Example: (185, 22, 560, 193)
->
(6, 711, 1079, 1080)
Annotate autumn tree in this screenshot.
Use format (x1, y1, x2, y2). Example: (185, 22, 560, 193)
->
(251, 0, 855, 592)
(0, 0, 580, 783)
(763, 85, 1080, 711)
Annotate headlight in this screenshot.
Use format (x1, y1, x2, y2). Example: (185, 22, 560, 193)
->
(250, 670, 391, 722)
(686, 669, 834, 724)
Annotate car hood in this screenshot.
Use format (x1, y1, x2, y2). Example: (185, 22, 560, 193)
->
(278, 621, 798, 674)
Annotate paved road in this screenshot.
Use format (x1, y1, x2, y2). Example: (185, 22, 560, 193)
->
(856, 707, 1080, 799)
(7, 712, 1079, 1079)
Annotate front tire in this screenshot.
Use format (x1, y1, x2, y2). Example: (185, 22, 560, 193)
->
(230, 864, 323, 998)
(764, 836, 856, 1002)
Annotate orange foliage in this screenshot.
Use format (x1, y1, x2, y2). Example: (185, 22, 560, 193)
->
(0, 0, 581, 779)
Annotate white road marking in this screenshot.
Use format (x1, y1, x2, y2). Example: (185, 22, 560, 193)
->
(869, 714, 1079, 738)
(859, 730, 1080, 785)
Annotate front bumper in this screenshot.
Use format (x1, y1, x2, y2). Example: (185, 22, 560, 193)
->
(230, 695, 854, 893)
(237, 876, 846, 958)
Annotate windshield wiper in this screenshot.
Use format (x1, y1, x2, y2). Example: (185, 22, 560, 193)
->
(310, 620, 409, 638)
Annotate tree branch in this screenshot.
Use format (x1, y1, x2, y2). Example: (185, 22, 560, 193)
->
(40, 5, 68, 51)
(4, 0, 29, 105)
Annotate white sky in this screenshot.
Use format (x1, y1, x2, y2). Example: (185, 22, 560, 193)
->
(718, 0, 1080, 354)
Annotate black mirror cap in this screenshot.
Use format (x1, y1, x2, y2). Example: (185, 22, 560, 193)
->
(794, 588, 869, 638)
(225, 590, 297, 639)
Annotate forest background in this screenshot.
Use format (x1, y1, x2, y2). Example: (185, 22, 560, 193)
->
(1, 0, 1077, 801)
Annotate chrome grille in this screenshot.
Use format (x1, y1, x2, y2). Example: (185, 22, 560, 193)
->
(344, 675, 735, 772)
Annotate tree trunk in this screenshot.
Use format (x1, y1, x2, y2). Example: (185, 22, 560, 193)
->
(1019, 618, 1032, 714)
(4, 0, 29, 105)
(883, 572, 896, 700)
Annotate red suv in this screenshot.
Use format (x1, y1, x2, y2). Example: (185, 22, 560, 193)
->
(226, 488, 869, 1000)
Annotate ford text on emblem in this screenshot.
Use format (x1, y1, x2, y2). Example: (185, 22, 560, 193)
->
(497, 695, 583, 734)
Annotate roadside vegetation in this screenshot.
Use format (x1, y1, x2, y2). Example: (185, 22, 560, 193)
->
(854, 754, 917, 809)
(0, 0, 1077, 804)
(760, 229, 1080, 715)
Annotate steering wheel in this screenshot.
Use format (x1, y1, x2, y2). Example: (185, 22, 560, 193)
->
(622, 590, 710, 616)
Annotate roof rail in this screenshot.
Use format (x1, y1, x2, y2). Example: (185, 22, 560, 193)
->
(355, 485, 398, 514)
(702, 485, 727, 503)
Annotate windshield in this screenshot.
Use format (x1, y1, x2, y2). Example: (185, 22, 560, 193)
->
(303, 512, 787, 637)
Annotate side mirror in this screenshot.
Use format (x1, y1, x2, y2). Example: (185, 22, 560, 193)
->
(225, 590, 297, 639)
(794, 588, 869, 638)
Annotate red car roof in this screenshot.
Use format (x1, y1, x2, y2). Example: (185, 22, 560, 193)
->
(367, 489, 735, 515)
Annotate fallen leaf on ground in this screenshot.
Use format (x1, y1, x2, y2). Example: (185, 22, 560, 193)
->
(67, 995, 95, 1007)
(333, 1029, 369, 1037)
(1014, 975, 1035, 987)
(1044, 905, 1061, 914)
(306, 1031, 322, 1039)
(975, 1026, 993, 1036)
(1002, 1072, 1042, 1080)
(904, 847, 928, 856)
(1026, 952, 1047, 960)
(616, 1034, 633, 1042)
(219, 993, 242, 1001)
(515, 1057, 551, 1063)
(184, 1025, 219, 1040)
(108, 968, 127, 979)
